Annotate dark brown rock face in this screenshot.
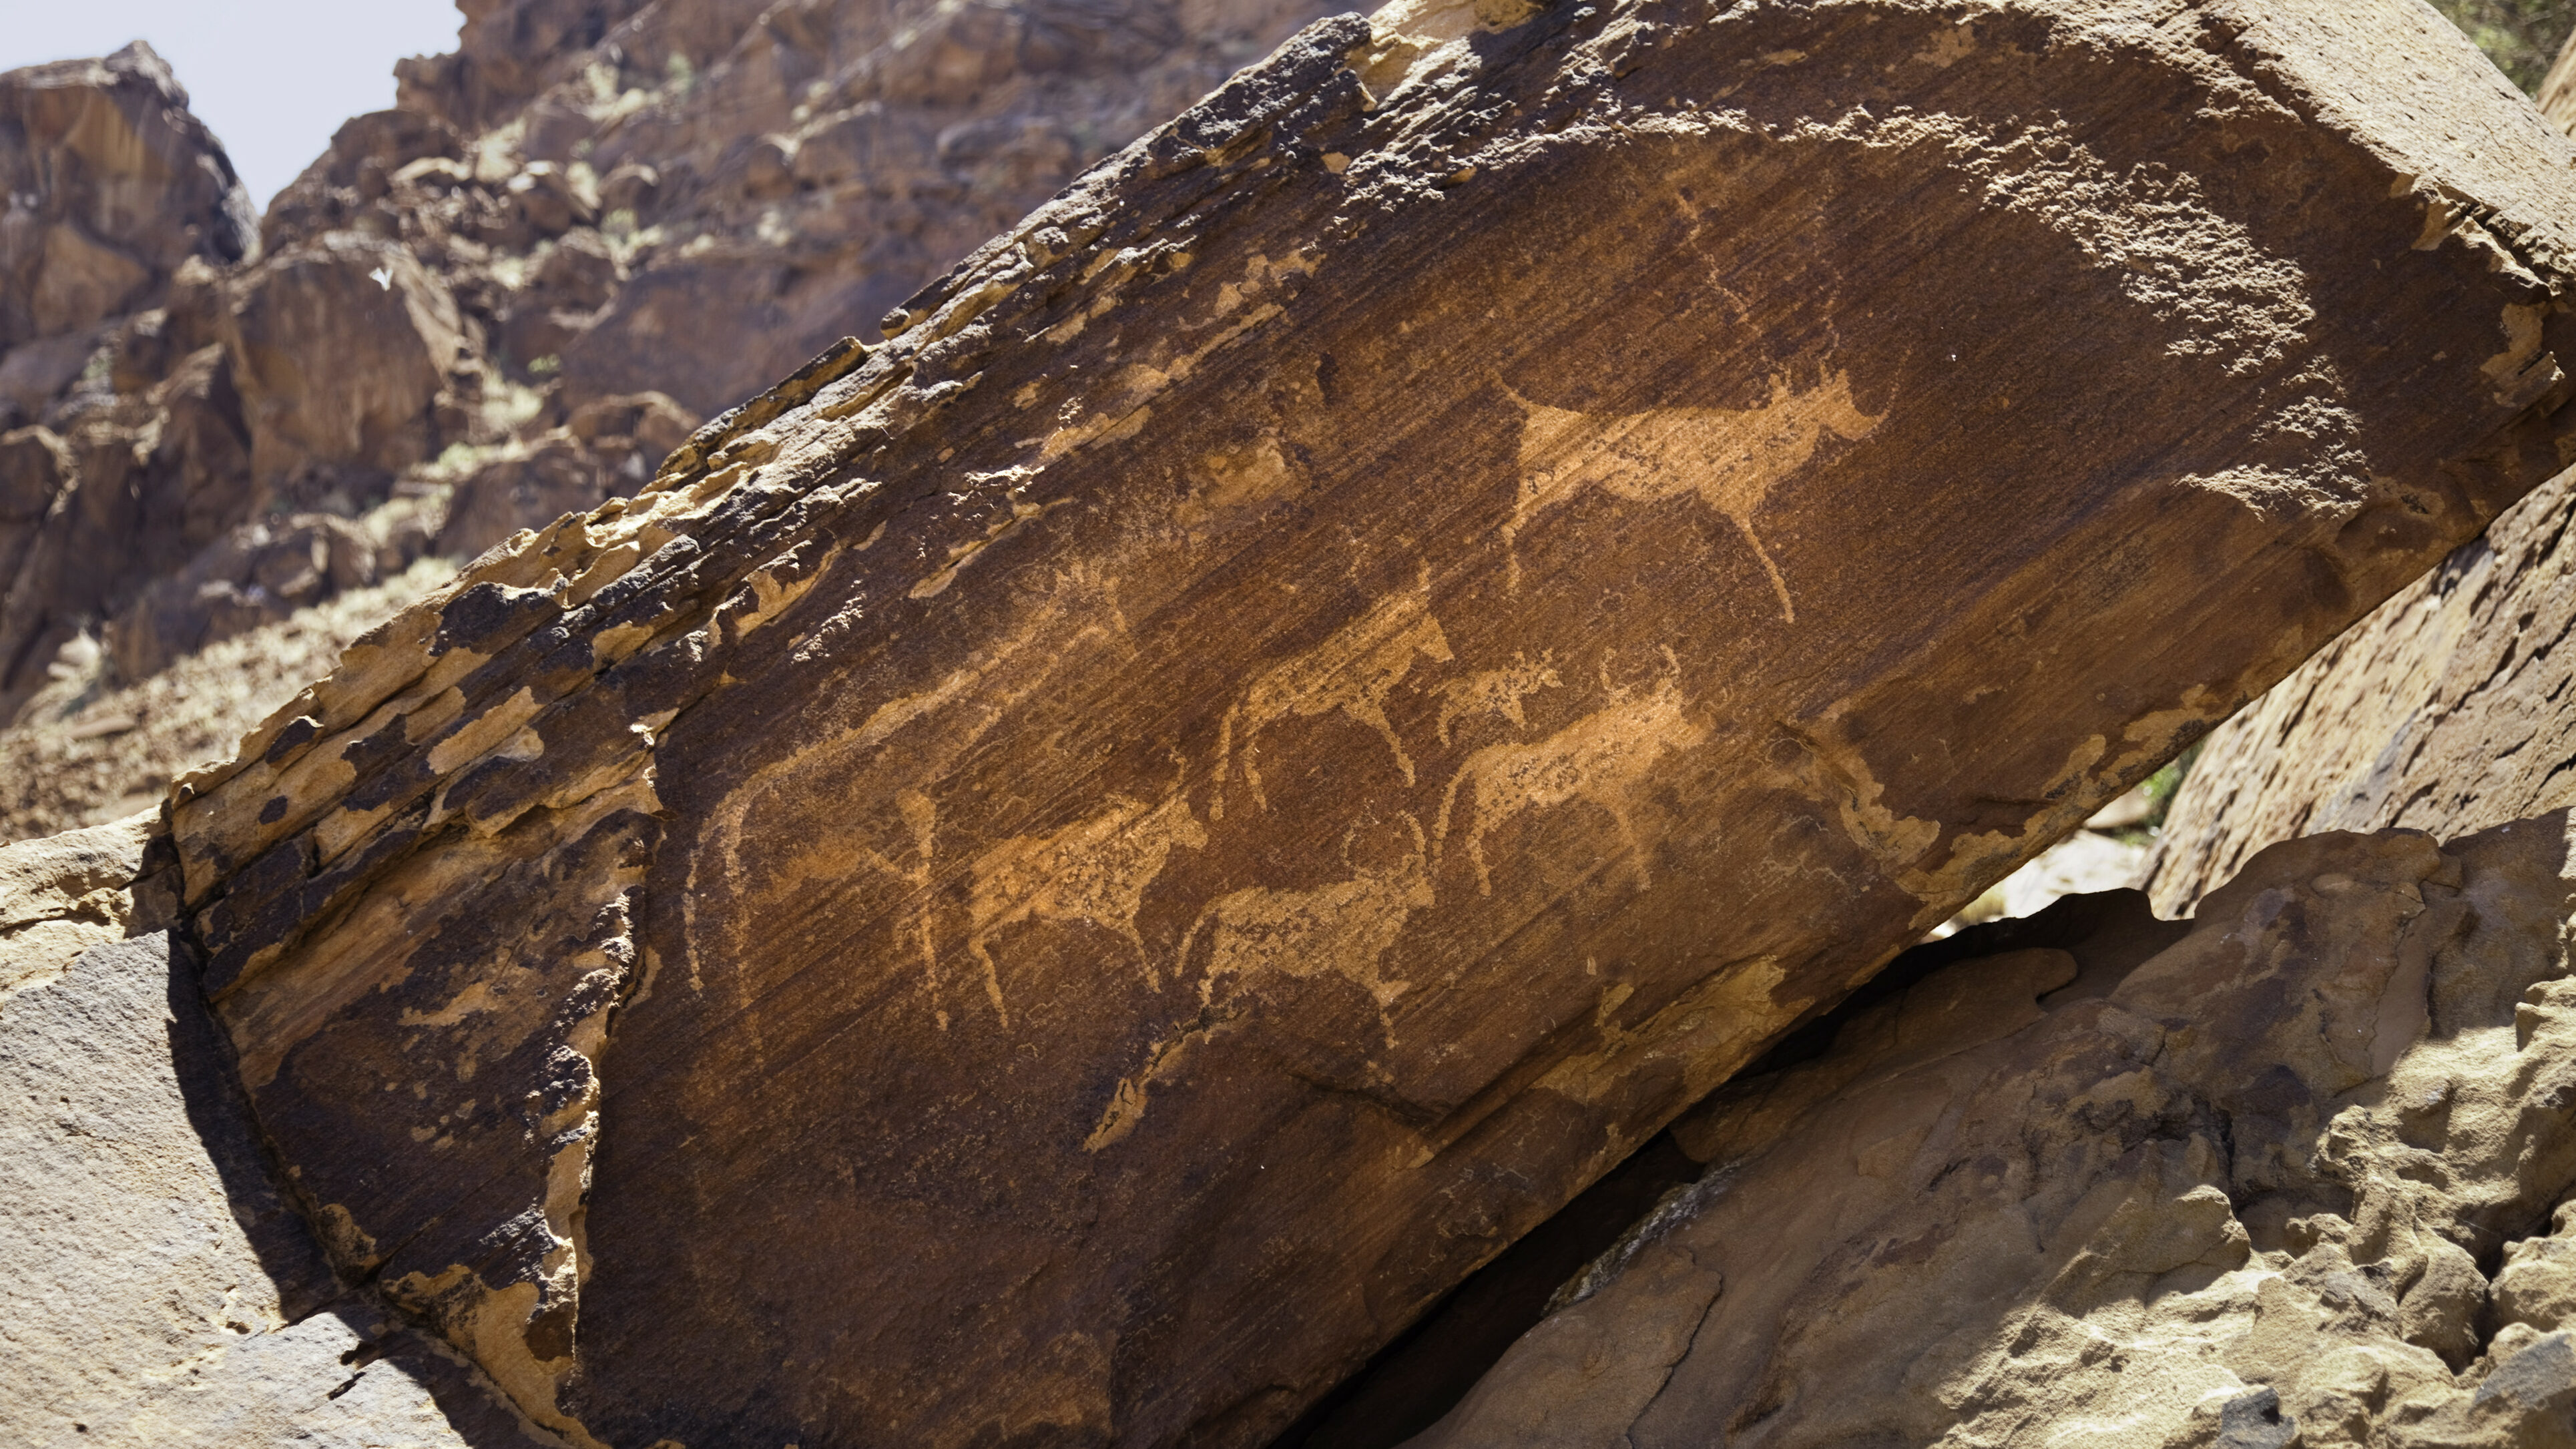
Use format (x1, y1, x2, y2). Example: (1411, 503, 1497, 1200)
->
(164, 0, 2576, 1443)
(1405, 812, 2576, 1448)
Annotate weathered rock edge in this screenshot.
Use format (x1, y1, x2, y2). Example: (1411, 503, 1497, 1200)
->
(164, 0, 2576, 1442)
(0, 815, 551, 1448)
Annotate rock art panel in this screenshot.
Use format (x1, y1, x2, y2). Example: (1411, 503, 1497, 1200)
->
(162, 0, 2576, 1442)
(1507, 373, 1882, 616)
(1408, 813, 2576, 1449)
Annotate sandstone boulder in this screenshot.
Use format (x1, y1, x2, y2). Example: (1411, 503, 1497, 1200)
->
(1407, 812, 2576, 1448)
(1284, 886, 2192, 1446)
(2139, 68, 2576, 918)
(2147, 465, 2576, 915)
(159, 0, 2576, 1442)
(0, 426, 74, 676)
(102, 513, 382, 682)
(436, 435, 614, 559)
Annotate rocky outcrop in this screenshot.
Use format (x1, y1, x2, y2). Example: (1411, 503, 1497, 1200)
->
(1281, 887, 2193, 1446)
(0, 816, 542, 1447)
(148, 0, 2576, 1441)
(0, 43, 256, 366)
(222, 235, 473, 500)
(1406, 810, 2576, 1447)
(0, 43, 262, 705)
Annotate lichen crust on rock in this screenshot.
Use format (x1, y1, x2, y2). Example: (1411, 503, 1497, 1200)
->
(162, 0, 2576, 1441)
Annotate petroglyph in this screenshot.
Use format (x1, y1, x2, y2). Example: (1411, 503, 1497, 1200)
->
(1091, 818, 1434, 1152)
(1505, 372, 1884, 618)
(1179, 434, 1299, 527)
(1787, 722, 1945, 885)
(1434, 651, 1562, 746)
(1217, 574, 1451, 812)
(695, 565, 1127, 1015)
(1434, 663, 1707, 896)
(966, 788, 1208, 1019)
(1182, 817, 1432, 1024)
(1792, 721, 2128, 928)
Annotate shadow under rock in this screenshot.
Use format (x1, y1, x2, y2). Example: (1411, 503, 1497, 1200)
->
(1271, 890, 2189, 1449)
(160, 928, 557, 1447)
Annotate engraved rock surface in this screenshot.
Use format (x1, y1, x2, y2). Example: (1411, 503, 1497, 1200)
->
(162, 0, 2576, 1442)
(1411, 812, 2576, 1448)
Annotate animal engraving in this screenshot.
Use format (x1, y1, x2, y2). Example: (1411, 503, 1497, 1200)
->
(1507, 371, 1884, 619)
(1216, 577, 1451, 810)
(1435, 665, 1707, 896)
(1089, 818, 1434, 1152)
(966, 790, 1208, 1021)
(1181, 816, 1433, 1029)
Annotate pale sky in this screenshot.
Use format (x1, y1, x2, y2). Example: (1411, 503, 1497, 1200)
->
(3, 2, 465, 213)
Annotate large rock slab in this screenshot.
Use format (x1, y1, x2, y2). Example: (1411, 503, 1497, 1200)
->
(166, 0, 2576, 1442)
(1409, 812, 2576, 1448)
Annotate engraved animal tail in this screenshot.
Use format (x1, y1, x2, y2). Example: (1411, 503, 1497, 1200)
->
(1734, 515, 1796, 623)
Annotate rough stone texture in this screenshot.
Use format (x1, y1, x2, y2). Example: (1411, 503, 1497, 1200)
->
(372, 0, 1344, 420)
(0, 0, 1348, 801)
(0, 817, 542, 1447)
(0, 812, 165, 999)
(2139, 70, 2576, 920)
(0, 45, 270, 713)
(150, 0, 2576, 1443)
(1409, 811, 2576, 1448)
(0, 43, 256, 359)
(1283, 886, 2190, 1446)
(221, 234, 473, 499)
(0, 561, 457, 845)
(2147, 465, 2576, 916)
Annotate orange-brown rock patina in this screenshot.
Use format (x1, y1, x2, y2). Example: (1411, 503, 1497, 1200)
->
(166, 0, 2576, 1441)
